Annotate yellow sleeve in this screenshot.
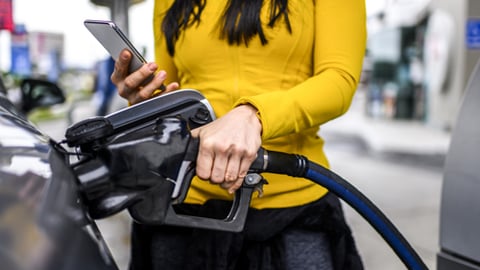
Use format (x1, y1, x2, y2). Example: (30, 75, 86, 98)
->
(153, 0, 179, 84)
(235, 0, 367, 140)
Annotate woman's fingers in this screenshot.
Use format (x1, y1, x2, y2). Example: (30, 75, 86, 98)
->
(191, 104, 262, 194)
(112, 49, 178, 104)
(225, 153, 242, 182)
(194, 135, 214, 181)
(125, 69, 164, 104)
(210, 152, 229, 184)
(196, 146, 248, 193)
(163, 81, 180, 94)
(113, 50, 131, 77)
(220, 176, 244, 194)
(123, 62, 158, 89)
(225, 149, 256, 193)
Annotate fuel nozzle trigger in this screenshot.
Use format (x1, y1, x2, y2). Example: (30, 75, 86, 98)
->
(161, 172, 268, 232)
(244, 173, 268, 198)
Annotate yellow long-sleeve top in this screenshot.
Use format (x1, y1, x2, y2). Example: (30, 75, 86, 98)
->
(153, 0, 366, 209)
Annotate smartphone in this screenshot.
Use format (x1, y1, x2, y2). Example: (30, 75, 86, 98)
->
(84, 19, 155, 85)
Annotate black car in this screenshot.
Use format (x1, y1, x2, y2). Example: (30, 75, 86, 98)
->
(0, 76, 117, 270)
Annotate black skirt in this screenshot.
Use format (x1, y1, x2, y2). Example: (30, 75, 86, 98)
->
(129, 192, 363, 270)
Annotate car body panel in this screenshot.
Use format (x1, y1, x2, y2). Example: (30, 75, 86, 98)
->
(0, 78, 118, 270)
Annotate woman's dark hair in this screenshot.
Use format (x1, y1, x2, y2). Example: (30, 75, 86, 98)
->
(162, 0, 292, 55)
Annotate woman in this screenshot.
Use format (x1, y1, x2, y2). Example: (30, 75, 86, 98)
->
(112, 0, 367, 269)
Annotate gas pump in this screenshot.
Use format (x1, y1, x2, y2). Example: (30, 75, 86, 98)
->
(437, 57, 480, 270)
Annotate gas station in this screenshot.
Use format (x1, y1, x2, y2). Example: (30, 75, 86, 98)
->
(85, 1, 480, 268)
(1, 0, 480, 269)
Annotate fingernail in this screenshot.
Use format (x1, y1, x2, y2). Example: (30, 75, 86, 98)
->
(157, 70, 166, 78)
(148, 62, 158, 71)
(121, 51, 129, 60)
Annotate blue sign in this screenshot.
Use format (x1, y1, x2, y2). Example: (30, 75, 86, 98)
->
(10, 25, 31, 76)
(10, 44, 31, 77)
(466, 19, 480, 49)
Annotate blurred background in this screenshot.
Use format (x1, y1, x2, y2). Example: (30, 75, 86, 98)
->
(1, 0, 479, 269)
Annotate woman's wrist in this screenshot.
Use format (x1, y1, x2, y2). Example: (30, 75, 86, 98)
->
(237, 104, 263, 135)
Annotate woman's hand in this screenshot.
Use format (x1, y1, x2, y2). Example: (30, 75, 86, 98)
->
(190, 104, 262, 194)
(111, 49, 179, 105)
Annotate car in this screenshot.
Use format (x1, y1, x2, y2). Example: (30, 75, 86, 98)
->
(0, 75, 117, 270)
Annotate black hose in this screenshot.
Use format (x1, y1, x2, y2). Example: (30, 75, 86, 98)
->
(259, 150, 428, 270)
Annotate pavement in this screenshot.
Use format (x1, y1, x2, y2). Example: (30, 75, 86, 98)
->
(320, 90, 451, 159)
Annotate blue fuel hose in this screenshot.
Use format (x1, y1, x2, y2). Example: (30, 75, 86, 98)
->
(254, 149, 428, 270)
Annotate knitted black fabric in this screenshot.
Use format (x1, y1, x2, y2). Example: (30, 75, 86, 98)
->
(129, 192, 363, 270)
